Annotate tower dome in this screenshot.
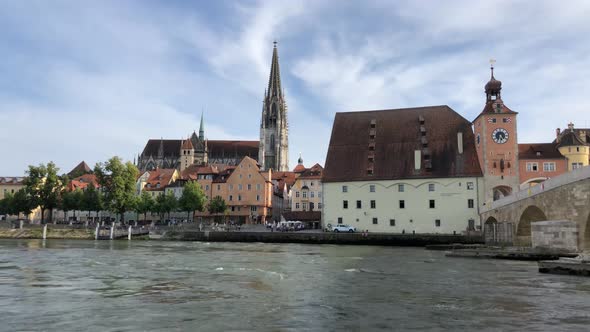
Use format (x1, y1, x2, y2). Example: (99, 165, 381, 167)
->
(485, 64, 502, 101)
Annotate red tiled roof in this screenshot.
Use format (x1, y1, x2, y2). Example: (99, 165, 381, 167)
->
(181, 138, 194, 150)
(0, 177, 25, 185)
(144, 168, 176, 191)
(518, 143, 565, 160)
(67, 174, 99, 191)
(299, 164, 323, 179)
(68, 161, 92, 176)
(293, 164, 306, 173)
(181, 164, 219, 180)
(323, 106, 483, 183)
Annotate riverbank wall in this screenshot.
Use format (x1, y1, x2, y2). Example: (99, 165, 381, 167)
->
(0, 228, 94, 239)
(157, 230, 484, 246)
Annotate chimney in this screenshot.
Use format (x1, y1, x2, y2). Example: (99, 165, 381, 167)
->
(457, 132, 464, 154)
(556, 128, 561, 141)
(414, 150, 421, 170)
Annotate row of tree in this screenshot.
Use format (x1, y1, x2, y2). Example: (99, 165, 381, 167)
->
(0, 157, 228, 223)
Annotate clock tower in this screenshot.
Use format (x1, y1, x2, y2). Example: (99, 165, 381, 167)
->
(473, 62, 520, 205)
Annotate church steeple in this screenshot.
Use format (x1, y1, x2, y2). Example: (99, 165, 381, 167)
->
(199, 112, 205, 141)
(259, 41, 289, 172)
(267, 41, 283, 98)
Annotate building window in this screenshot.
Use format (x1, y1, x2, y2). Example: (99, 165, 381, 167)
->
(238, 184, 243, 190)
(318, 191, 322, 198)
(572, 162, 583, 169)
(429, 200, 435, 208)
(543, 162, 556, 172)
(492, 118, 497, 123)
(318, 203, 322, 209)
(370, 200, 376, 209)
(398, 184, 404, 192)
(343, 200, 348, 209)
(302, 191, 307, 198)
(256, 184, 261, 191)
(248, 174, 252, 179)
(399, 200, 405, 209)
(390, 219, 395, 226)
(435, 219, 441, 227)
(229, 195, 233, 201)
(256, 195, 260, 201)
(369, 185, 375, 192)
(229, 184, 233, 191)
(302, 203, 307, 210)
(247, 184, 252, 190)
(239, 174, 242, 179)
(338, 217, 343, 224)
(372, 218, 378, 225)
(526, 162, 539, 172)
(217, 184, 221, 191)
(428, 183, 435, 192)
(468, 199, 474, 208)
(467, 182, 474, 190)
(231, 206, 235, 212)
(310, 191, 315, 198)
(251, 206, 257, 212)
(295, 203, 300, 209)
(205, 185, 209, 191)
(342, 185, 348, 193)
(238, 195, 242, 201)
(295, 191, 300, 198)
(356, 200, 362, 209)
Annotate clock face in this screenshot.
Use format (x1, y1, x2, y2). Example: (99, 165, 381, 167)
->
(492, 128, 509, 144)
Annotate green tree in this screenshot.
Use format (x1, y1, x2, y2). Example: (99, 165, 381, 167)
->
(178, 181, 206, 221)
(134, 191, 154, 222)
(155, 191, 178, 221)
(0, 193, 14, 217)
(12, 189, 36, 220)
(82, 185, 103, 222)
(94, 157, 139, 224)
(207, 195, 227, 223)
(24, 162, 61, 223)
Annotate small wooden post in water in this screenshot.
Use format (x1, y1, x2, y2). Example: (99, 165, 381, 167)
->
(110, 224, 114, 240)
(128, 226, 132, 240)
(42, 224, 47, 240)
(19, 220, 23, 229)
(95, 224, 100, 240)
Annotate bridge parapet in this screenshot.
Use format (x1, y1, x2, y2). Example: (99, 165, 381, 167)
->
(483, 166, 590, 212)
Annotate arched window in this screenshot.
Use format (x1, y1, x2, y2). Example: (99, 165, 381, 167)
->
(270, 134, 275, 152)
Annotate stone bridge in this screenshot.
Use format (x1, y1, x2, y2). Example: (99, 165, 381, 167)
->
(481, 166, 590, 249)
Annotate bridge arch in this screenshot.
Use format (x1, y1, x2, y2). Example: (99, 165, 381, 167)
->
(484, 216, 498, 225)
(517, 205, 547, 246)
(493, 185, 512, 201)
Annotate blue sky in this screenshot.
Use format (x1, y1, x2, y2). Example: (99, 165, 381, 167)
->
(1, 0, 589, 175)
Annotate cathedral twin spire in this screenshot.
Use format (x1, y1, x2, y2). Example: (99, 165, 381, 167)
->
(259, 42, 289, 171)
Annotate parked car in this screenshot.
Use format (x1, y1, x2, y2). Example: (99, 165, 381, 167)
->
(333, 225, 356, 232)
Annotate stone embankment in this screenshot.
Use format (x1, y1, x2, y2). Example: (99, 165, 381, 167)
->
(155, 230, 484, 246)
(0, 228, 93, 239)
(444, 247, 578, 261)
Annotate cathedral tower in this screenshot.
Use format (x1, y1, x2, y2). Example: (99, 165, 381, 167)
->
(473, 62, 520, 205)
(259, 42, 289, 171)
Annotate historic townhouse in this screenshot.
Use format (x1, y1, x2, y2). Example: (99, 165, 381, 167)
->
(322, 106, 483, 234)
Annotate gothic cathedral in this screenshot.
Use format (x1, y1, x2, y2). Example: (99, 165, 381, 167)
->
(259, 42, 289, 171)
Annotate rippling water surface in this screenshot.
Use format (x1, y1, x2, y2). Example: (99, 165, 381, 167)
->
(1, 239, 589, 331)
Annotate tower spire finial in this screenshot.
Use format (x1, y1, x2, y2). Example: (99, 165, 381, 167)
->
(199, 110, 205, 141)
(489, 58, 496, 78)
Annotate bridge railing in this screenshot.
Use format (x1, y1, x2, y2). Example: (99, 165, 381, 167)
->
(485, 165, 590, 212)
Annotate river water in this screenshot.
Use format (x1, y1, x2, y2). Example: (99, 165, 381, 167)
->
(1, 239, 589, 331)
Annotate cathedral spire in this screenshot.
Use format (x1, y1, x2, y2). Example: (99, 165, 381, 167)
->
(199, 111, 205, 141)
(267, 41, 282, 98)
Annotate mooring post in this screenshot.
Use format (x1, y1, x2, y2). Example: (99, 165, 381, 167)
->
(128, 225, 132, 240)
(19, 219, 23, 229)
(110, 223, 114, 240)
(95, 224, 100, 240)
(42, 224, 47, 240)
